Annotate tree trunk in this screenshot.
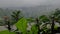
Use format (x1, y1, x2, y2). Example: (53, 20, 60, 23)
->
(51, 16, 55, 34)
(7, 21, 11, 31)
(36, 18, 40, 34)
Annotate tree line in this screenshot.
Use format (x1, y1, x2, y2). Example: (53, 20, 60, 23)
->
(0, 8, 60, 34)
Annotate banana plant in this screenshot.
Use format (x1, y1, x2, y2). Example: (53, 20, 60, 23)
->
(15, 18, 27, 34)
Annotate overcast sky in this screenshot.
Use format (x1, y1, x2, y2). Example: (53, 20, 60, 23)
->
(0, 0, 60, 7)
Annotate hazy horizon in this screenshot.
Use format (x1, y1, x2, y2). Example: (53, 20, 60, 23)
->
(0, 0, 60, 18)
(0, 0, 60, 8)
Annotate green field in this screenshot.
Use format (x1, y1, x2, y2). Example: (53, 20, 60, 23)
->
(0, 30, 16, 34)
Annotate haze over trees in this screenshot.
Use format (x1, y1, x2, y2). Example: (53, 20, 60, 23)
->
(0, 8, 60, 34)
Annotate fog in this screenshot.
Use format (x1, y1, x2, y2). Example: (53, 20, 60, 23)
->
(0, 0, 60, 7)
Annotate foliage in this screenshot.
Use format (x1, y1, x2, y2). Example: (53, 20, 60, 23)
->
(15, 18, 27, 34)
(39, 15, 49, 23)
(54, 25, 58, 30)
(27, 17, 35, 22)
(53, 8, 60, 23)
(11, 10, 21, 25)
(31, 25, 38, 34)
(53, 8, 60, 16)
(0, 8, 60, 34)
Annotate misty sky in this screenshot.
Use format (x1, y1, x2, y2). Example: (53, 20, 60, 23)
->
(0, 0, 60, 7)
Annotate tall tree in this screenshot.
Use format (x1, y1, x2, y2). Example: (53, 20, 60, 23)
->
(36, 18, 40, 34)
(51, 16, 55, 34)
(11, 10, 21, 24)
(53, 8, 60, 23)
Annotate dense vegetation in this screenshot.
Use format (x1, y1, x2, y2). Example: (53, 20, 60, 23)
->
(0, 8, 60, 34)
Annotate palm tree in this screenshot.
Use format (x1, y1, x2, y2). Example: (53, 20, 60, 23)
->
(11, 10, 22, 25)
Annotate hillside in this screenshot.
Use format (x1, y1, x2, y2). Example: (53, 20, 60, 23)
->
(0, 5, 59, 18)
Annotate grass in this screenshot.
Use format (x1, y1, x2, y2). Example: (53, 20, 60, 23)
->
(0, 30, 16, 34)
